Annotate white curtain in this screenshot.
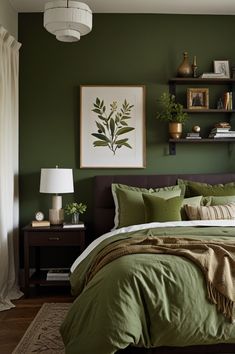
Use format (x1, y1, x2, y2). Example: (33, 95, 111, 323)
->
(0, 26, 23, 311)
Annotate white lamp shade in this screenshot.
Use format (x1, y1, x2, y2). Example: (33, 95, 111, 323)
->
(40, 168, 74, 194)
(44, 0, 92, 42)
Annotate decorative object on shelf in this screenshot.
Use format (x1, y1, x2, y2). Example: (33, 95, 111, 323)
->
(43, 0, 92, 42)
(64, 202, 87, 224)
(80, 85, 146, 168)
(187, 88, 209, 110)
(156, 92, 188, 139)
(217, 97, 224, 109)
(39, 166, 74, 225)
(177, 51, 193, 77)
(192, 125, 201, 133)
(191, 56, 198, 78)
(213, 60, 230, 78)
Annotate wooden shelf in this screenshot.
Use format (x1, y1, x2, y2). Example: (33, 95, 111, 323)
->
(169, 78, 235, 84)
(183, 109, 235, 113)
(169, 138, 235, 155)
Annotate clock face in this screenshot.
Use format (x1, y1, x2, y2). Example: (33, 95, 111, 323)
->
(35, 211, 44, 221)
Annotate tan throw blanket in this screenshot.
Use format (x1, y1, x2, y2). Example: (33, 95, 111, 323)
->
(86, 236, 235, 323)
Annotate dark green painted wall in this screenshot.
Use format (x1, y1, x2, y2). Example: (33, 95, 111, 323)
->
(19, 13, 235, 233)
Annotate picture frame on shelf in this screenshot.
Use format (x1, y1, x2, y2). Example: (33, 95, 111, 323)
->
(80, 85, 146, 168)
(187, 88, 209, 110)
(213, 60, 230, 78)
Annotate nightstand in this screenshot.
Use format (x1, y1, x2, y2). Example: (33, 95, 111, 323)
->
(22, 224, 86, 297)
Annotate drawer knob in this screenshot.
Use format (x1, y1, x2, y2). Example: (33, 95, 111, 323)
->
(48, 237, 60, 241)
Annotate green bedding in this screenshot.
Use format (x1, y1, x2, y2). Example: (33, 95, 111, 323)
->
(60, 226, 235, 354)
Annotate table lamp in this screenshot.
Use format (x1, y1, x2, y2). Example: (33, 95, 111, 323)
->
(39, 167, 74, 225)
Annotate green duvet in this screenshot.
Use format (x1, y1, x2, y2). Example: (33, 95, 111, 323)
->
(60, 225, 235, 354)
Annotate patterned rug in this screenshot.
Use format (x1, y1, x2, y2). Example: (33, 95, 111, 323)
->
(12, 303, 71, 354)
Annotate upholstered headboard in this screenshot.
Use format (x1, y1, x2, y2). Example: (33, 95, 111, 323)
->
(93, 173, 235, 236)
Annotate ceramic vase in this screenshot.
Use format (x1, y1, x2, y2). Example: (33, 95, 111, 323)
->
(177, 52, 192, 77)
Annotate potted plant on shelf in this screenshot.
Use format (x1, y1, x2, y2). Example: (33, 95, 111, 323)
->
(64, 202, 87, 224)
(156, 92, 189, 139)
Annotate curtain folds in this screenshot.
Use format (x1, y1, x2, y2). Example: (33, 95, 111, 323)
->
(0, 26, 23, 311)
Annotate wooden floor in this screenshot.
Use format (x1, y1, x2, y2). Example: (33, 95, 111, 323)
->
(0, 287, 73, 354)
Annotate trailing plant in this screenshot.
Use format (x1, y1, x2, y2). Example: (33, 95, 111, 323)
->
(156, 92, 188, 124)
(64, 202, 87, 215)
(91, 98, 135, 155)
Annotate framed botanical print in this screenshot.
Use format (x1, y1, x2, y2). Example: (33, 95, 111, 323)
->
(80, 85, 146, 168)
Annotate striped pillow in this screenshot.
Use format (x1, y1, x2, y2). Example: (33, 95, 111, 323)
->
(185, 203, 235, 220)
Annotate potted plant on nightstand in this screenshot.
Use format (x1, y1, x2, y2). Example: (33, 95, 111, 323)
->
(64, 202, 87, 224)
(156, 92, 189, 139)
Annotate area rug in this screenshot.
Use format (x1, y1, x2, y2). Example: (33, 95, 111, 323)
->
(12, 303, 71, 354)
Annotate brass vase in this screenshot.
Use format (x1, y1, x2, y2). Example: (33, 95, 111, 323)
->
(169, 122, 182, 139)
(177, 51, 192, 77)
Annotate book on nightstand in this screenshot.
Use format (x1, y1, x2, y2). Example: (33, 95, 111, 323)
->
(46, 268, 70, 281)
(63, 222, 85, 228)
(31, 220, 50, 227)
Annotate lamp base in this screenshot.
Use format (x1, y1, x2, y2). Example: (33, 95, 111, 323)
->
(49, 208, 64, 225)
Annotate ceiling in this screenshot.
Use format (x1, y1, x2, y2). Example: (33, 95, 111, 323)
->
(9, 0, 235, 14)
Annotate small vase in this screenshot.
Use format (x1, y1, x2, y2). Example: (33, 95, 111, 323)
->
(177, 51, 192, 78)
(71, 213, 79, 224)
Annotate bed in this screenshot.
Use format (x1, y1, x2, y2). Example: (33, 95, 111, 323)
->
(60, 173, 235, 354)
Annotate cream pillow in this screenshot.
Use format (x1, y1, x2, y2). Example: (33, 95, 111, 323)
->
(185, 203, 235, 220)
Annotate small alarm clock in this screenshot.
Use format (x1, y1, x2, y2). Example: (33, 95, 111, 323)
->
(35, 211, 45, 222)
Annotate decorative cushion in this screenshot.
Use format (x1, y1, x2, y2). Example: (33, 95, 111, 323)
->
(185, 203, 235, 220)
(112, 183, 183, 229)
(142, 194, 183, 223)
(178, 179, 235, 197)
(181, 196, 203, 220)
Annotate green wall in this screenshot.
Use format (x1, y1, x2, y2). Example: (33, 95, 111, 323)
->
(19, 13, 235, 233)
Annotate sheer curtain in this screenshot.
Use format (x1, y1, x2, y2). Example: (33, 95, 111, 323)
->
(0, 26, 23, 311)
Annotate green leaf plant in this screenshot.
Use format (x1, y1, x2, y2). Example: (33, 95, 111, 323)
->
(91, 98, 135, 155)
(156, 92, 188, 124)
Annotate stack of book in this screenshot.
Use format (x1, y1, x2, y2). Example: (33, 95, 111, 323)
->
(186, 132, 201, 139)
(200, 72, 225, 79)
(209, 126, 235, 139)
(46, 268, 70, 281)
(223, 91, 233, 110)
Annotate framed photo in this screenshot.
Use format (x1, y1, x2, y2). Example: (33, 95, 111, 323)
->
(213, 60, 230, 78)
(80, 85, 146, 168)
(187, 88, 209, 110)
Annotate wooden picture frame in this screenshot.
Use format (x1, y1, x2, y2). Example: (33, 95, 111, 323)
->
(214, 60, 230, 78)
(187, 88, 209, 110)
(80, 85, 146, 168)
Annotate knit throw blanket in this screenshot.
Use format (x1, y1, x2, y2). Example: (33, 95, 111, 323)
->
(86, 236, 235, 323)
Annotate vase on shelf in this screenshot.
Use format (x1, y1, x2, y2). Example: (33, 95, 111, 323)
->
(71, 213, 79, 224)
(169, 122, 182, 139)
(177, 51, 192, 78)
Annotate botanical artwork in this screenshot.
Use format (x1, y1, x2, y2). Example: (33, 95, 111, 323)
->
(91, 98, 134, 155)
(80, 85, 145, 168)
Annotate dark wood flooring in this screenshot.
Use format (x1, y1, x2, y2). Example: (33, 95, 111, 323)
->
(0, 287, 73, 354)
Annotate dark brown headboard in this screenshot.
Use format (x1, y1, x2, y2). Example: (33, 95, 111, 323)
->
(93, 173, 235, 236)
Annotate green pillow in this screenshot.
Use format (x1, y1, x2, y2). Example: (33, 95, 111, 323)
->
(181, 196, 203, 220)
(142, 194, 183, 223)
(178, 179, 235, 197)
(209, 195, 235, 205)
(112, 183, 182, 228)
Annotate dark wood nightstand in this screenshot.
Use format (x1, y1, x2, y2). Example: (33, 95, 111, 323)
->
(22, 224, 86, 297)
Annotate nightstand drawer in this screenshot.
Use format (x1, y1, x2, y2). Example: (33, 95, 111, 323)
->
(27, 231, 84, 246)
